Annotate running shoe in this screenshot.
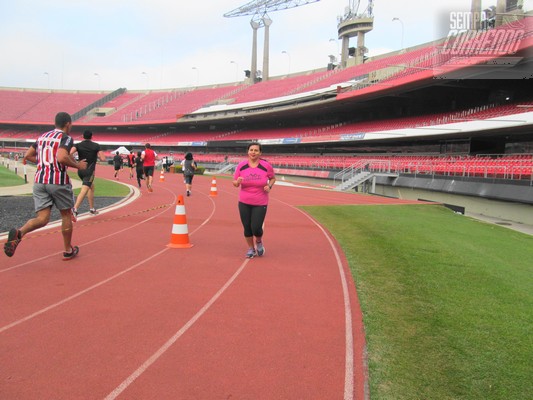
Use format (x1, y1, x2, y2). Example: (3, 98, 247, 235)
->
(63, 246, 79, 261)
(4, 228, 22, 257)
(89, 208, 99, 215)
(256, 241, 265, 256)
(186, 190, 190, 197)
(245, 248, 257, 258)
(72, 207, 79, 217)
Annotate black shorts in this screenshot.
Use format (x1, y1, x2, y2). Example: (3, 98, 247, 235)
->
(184, 174, 194, 184)
(77, 167, 95, 187)
(143, 166, 155, 177)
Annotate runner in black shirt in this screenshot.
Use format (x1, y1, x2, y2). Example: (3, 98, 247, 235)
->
(70, 130, 106, 216)
(113, 152, 123, 179)
(134, 151, 144, 188)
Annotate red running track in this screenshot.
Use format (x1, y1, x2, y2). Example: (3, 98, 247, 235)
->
(1, 165, 421, 399)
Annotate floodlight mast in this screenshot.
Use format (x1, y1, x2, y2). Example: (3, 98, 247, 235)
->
(224, 0, 321, 18)
(337, 0, 374, 67)
(224, 0, 321, 82)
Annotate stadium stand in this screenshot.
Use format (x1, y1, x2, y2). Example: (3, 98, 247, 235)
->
(82, 85, 244, 124)
(1, 91, 103, 123)
(229, 70, 330, 104)
(1, 13, 532, 210)
(0, 90, 51, 121)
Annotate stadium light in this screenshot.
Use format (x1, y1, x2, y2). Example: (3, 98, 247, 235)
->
(281, 51, 291, 75)
(94, 73, 101, 90)
(392, 17, 404, 49)
(192, 67, 199, 86)
(329, 38, 339, 61)
(230, 61, 239, 81)
(141, 72, 149, 90)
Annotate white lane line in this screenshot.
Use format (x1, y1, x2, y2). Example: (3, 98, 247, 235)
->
(0, 182, 139, 242)
(0, 248, 168, 334)
(0, 190, 172, 273)
(0, 205, 169, 273)
(0, 189, 217, 333)
(104, 258, 250, 400)
(277, 199, 355, 400)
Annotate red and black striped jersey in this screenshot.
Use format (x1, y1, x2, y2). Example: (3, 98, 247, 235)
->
(32, 129, 74, 185)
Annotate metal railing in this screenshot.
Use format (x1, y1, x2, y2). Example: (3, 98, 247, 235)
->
(333, 158, 533, 187)
(333, 159, 395, 186)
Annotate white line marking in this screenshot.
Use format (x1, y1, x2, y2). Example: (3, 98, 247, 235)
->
(0, 207, 167, 273)
(277, 199, 355, 400)
(303, 212, 354, 400)
(0, 188, 217, 333)
(0, 183, 139, 242)
(104, 259, 250, 400)
(0, 191, 170, 273)
(0, 248, 168, 334)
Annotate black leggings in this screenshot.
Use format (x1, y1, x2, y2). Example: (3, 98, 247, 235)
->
(136, 169, 144, 186)
(238, 202, 267, 238)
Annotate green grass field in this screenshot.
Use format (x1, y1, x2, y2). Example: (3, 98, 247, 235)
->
(0, 165, 26, 187)
(304, 204, 533, 400)
(73, 177, 131, 197)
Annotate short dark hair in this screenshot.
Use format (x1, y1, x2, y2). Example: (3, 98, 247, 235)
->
(185, 152, 193, 160)
(83, 130, 93, 139)
(145, 143, 151, 149)
(55, 112, 72, 129)
(248, 142, 262, 152)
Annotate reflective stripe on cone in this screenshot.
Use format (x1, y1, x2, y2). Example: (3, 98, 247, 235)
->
(210, 177, 218, 197)
(167, 195, 193, 248)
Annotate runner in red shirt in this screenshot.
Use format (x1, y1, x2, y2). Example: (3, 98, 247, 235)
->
(141, 143, 157, 192)
(127, 151, 135, 179)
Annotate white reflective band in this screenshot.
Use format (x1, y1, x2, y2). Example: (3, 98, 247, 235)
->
(172, 225, 189, 235)
(175, 205, 186, 214)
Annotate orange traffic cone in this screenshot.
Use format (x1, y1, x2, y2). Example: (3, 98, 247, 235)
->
(159, 168, 165, 182)
(210, 177, 218, 197)
(167, 195, 193, 248)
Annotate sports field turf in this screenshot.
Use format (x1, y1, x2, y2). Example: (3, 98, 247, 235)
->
(305, 204, 532, 399)
(0, 165, 25, 187)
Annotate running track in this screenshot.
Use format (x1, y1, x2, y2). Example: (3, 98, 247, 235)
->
(1, 165, 421, 399)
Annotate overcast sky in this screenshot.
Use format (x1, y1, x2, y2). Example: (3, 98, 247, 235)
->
(0, 0, 529, 91)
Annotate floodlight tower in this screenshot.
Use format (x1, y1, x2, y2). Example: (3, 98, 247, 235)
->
(472, 0, 525, 29)
(224, 0, 321, 83)
(471, 0, 482, 30)
(337, 0, 374, 67)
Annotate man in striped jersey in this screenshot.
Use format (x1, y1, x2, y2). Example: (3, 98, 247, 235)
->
(3, 112, 88, 260)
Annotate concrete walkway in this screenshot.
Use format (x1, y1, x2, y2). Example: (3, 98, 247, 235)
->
(465, 212, 533, 236)
(0, 159, 82, 196)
